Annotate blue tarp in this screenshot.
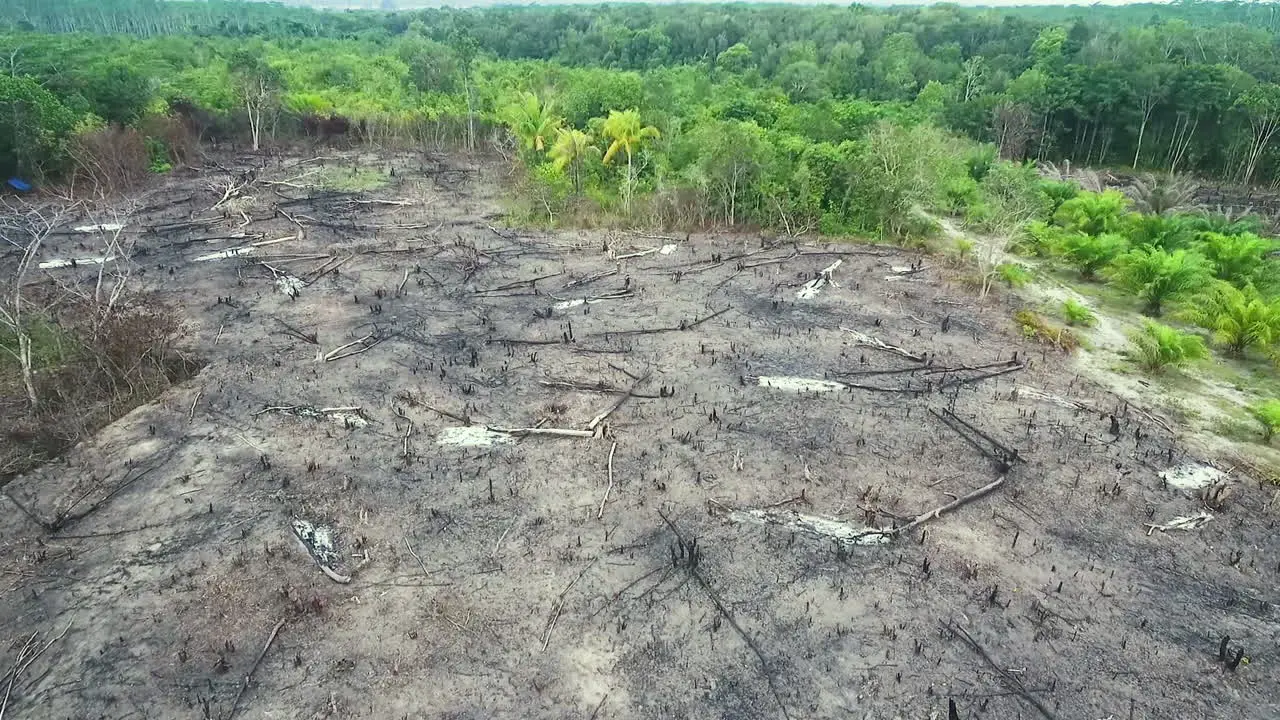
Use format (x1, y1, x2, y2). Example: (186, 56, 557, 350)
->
(7, 178, 32, 192)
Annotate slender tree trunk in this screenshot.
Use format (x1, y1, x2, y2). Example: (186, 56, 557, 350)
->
(1168, 114, 1197, 174)
(1134, 111, 1151, 169)
(17, 331, 36, 411)
(1244, 117, 1280, 185)
(623, 150, 634, 217)
(464, 72, 475, 152)
(246, 96, 261, 151)
(729, 167, 738, 226)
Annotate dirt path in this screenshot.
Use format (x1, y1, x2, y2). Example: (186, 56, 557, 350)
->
(0, 152, 1276, 720)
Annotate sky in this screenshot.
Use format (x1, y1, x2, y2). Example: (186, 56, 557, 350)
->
(259, 0, 1175, 8)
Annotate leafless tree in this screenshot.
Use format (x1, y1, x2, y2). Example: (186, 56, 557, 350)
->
(49, 204, 139, 340)
(0, 199, 73, 411)
(992, 102, 1034, 161)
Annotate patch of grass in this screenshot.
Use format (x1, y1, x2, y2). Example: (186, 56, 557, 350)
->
(1186, 350, 1280, 400)
(0, 316, 79, 373)
(1210, 416, 1258, 443)
(314, 165, 391, 192)
(1061, 298, 1097, 327)
(1014, 309, 1079, 351)
(1053, 269, 1143, 315)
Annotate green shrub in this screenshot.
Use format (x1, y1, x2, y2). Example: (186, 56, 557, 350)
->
(1056, 231, 1128, 279)
(944, 175, 982, 213)
(951, 237, 975, 263)
(1061, 298, 1097, 327)
(1108, 247, 1212, 316)
(1182, 209, 1265, 238)
(964, 144, 997, 181)
(970, 160, 1052, 234)
(1013, 219, 1061, 257)
(1128, 321, 1207, 372)
(1250, 399, 1280, 442)
(996, 262, 1032, 288)
(145, 136, 172, 173)
(843, 121, 969, 241)
(1039, 179, 1080, 215)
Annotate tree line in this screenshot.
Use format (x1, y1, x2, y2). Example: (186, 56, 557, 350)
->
(8, 1, 1280, 187)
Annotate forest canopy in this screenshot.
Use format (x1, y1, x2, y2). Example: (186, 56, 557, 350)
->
(7, 0, 1280, 234)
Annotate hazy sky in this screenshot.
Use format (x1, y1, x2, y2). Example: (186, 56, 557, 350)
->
(269, 0, 1174, 8)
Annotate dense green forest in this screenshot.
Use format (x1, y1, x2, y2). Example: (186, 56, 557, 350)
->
(8, 0, 1280, 234)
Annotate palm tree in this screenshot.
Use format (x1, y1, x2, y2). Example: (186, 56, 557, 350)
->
(1108, 247, 1212, 316)
(1129, 321, 1207, 373)
(549, 128, 598, 196)
(1123, 212, 1195, 252)
(600, 109, 660, 215)
(1057, 231, 1129, 279)
(1052, 190, 1130, 236)
(1184, 282, 1280, 356)
(1195, 231, 1275, 287)
(500, 91, 560, 158)
(1125, 173, 1199, 215)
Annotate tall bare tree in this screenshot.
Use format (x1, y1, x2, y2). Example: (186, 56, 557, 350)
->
(0, 200, 70, 411)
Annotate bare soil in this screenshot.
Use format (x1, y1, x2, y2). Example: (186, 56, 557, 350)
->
(1, 150, 1277, 720)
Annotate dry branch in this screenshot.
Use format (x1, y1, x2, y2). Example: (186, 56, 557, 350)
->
(404, 537, 429, 575)
(587, 371, 652, 431)
(944, 622, 1059, 720)
(893, 476, 1006, 537)
(395, 407, 415, 461)
(323, 333, 383, 362)
(420, 403, 471, 425)
(540, 378, 662, 398)
(274, 319, 318, 345)
(796, 259, 841, 299)
(225, 619, 287, 720)
(930, 408, 1022, 467)
(1145, 512, 1212, 535)
(489, 426, 595, 439)
(839, 327, 926, 362)
(351, 198, 414, 206)
(53, 464, 160, 531)
(937, 362, 1026, 390)
(598, 442, 618, 520)
(594, 306, 732, 337)
(0, 620, 71, 720)
(303, 254, 354, 286)
(474, 271, 562, 294)
(563, 267, 619, 290)
(612, 246, 660, 260)
(542, 560, 597, 651)
(251, 405, 365, 422)
(659, 511, 790, 720)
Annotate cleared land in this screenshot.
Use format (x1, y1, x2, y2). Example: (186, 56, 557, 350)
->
(1, 150, 1277, 720)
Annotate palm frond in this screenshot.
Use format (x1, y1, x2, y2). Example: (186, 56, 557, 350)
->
(1126, 173, 1200, 215)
